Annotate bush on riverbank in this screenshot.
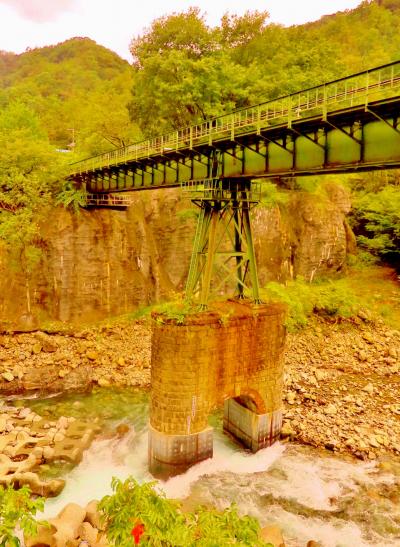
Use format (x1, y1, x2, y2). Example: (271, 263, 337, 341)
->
(98, 477, 271, 546)
(0, 485, 46, 546)
(263, 276, 361, 332)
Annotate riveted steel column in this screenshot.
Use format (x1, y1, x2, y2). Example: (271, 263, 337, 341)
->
(242, 202, 261, 304)
(199, 207, 219, 310)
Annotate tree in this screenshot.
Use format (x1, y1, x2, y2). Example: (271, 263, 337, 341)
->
(98, 477, 269, 546)
(220, 10, 269, 48)
(130, 8, 215, 68)
(351, 184, 400, 269)
(0, 102, 65, 313)
(129, 49, 259, 135)
(0, 485, 46, 546)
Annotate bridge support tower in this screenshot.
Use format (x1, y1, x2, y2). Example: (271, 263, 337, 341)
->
(184, 178, 261, 309)
(149, 177, 286, 478)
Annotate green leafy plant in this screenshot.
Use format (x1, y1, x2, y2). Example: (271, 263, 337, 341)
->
(259, 181, 289, 209)
(153, 297, 194, 325)
(263, 276, 360, 331)
(350, 184, 400, 269)
(0, 485, 46, 547)
(55, 181, 88, 212)
(98, 477, 269, 546)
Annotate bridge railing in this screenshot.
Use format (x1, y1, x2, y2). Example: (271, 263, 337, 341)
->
(71, 60, 400, 175)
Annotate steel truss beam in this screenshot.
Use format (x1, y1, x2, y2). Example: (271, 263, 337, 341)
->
(184, 179, 261, 309)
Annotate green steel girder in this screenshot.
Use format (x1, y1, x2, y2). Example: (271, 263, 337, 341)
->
(72, 96, 400, 193)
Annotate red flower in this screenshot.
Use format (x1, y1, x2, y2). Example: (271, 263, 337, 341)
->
(131, 523, 145, 544)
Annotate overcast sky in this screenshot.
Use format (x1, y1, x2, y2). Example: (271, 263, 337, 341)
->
(0, 0, 362, 61)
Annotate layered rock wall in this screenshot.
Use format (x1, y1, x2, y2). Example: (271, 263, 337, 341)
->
(0, 184, 353, 326)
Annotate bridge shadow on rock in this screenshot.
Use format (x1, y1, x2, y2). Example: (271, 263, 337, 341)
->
(148, 300, 286, 479)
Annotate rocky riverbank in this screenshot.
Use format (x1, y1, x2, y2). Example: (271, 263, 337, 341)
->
(283, 318, 400, 460)
(0, 322, 151, 394)
(0, 315, 399, 461)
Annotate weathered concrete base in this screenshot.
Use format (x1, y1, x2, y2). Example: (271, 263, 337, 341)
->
(223, 398, 282, 452)
(148, 424, 213, 479)
(149, 301, 286, 477)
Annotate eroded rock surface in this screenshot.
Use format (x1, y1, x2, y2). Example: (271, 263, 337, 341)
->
(0, 185, 352, 326)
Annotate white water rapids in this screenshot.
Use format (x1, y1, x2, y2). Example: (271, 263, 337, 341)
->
(42, 425, 400, 547)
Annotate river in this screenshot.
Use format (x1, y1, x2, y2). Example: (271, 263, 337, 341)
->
(19, 387, 400, 547)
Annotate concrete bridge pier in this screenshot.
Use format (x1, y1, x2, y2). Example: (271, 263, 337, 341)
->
(148, 301, 286, 478)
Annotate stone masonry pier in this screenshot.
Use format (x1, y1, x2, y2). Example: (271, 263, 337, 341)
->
(148, 301, 286, 478)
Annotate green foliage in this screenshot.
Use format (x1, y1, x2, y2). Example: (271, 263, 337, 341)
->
(127, 0, 400, 136)
(98, 477, 268, 546)
(0, 38, 137, 155)
(176, 208, 199, 222)
(263, 277, 361, 331)
(153, 298, 194, 325)
(0, 485, 46, 546)
(55, 181, 87, 212)
(259, 182, 289, 209)
(0, 102, 64, 289)
(346, 250, 378, 269)
(130, 8, 214, 68)
(350, 184, 400, 268)
(129, 48, 258, 135)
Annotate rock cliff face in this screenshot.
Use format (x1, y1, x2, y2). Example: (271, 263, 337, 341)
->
(0, 184, 354, 326)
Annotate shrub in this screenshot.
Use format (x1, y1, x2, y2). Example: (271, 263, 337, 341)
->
(0, 485, 46, 547)
(98, 477, 270, 546)
(350, 184, 400, 269)
(263, 276, 360, 331)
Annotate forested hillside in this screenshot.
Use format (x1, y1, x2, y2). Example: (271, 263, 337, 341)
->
(1, 0, 400, 151)
(0, 38, 138, 155)
(0, 0, 399, 271)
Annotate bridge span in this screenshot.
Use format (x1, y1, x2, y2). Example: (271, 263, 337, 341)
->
(71, 60, 400, 192)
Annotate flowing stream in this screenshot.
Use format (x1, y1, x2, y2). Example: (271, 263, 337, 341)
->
(18, 388, 400, 547)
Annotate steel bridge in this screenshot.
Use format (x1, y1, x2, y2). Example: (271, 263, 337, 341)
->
(71, 60, 400, 192)
(70, 60, 400, 307)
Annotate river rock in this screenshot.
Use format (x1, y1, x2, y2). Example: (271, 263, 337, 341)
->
(0, 417, 7, 432)
(42, 342, 58, 353)
(369, 436, 380, 448)
(116, 423, 130, 437)
(286, 391, 296, 404)
(363, 383, 374, 394)
(25, 523, 57, 547)
(260, 525, 285, 546)
(16, 472, 65, 497)
(50, 503, 86, 547)
(324, 403, 337, 415)
(314, 369, 325, 381)
(32, 343, 42, 354)
(97, 377, 110, 387)
(2, 372, 14, 382)
(280, 422, 295, 438)
(78, 522, 98, 544)
(85, 500, 103, 530)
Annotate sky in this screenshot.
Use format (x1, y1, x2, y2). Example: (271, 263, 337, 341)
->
(0, 0, 362, 61)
